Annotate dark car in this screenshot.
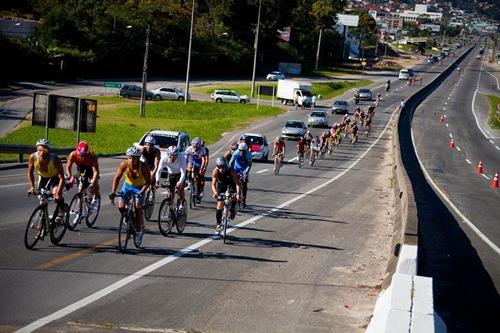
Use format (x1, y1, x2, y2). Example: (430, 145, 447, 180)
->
(120, 84, 155, 100)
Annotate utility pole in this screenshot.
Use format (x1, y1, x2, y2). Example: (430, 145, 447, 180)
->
(140, 25, 150, 118)
(314, 27, 323, 71)
(250, 0, 262, 98)
(184, 0, 195, 105)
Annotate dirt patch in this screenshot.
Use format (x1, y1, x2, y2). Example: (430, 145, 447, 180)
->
(375, 54, 426, 70)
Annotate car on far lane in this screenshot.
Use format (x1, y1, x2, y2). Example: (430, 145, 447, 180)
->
(120, 84, 155, 100)
(210, 90, 251, 103)
(307, 111, 329, 128)
(331, 100, 349, 114)
(355, 88, 373, 101)
(281, 120, 306, 140)
(151, 87, 190, 101)
(266, 71, 285, 81)
(240, 133, 270, 161)
(135, 130, 190, 158)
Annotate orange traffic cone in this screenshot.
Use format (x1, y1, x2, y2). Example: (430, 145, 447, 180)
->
(449, 138, 455, 149)
(492, 173, 499, 188)
(476, 161, 483, 174)
(440, 115, 445, 124)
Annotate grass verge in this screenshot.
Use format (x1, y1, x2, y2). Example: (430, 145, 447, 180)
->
(190, 79, 374, 101)
(0, 98, 285, 159)
(487, 94, 500, 130)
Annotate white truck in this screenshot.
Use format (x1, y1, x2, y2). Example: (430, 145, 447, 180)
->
(276, 79, 313, 106)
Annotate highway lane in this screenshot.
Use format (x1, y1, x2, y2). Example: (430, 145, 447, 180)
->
(411, 46, 500, 332)
(0, 59, 452, 332)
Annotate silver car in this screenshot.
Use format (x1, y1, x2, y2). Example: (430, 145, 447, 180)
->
(281, 120, 306, 140)
(210, 90, 251, 103)
(307, 111, 329, 128)
(355, 88, 373, 101)
(331, 100, 349, 114)
(151, 87, 189, 101)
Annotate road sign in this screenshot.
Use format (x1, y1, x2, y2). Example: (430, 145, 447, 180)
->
(103, 82, 122, 88)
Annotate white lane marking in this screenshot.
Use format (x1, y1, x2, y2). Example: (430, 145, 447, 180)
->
(489, 140, 495, 144)
(465, 159, 472, 164)
(496, 146, 500, 150)
(471, 60, 491, 139)
(0, 172, 117, 189)
(256, 169, 268, 174)
(443, 107, 446, 110)
(411, 131, 500, 256)
(456, 147, 461, 152)
(486, 71, 500, 90)
(287, 157, 298, 162)
(16, 101, 398, 333)
(481, 174, 491, 180)
(445, 124, 449, 128)
(445, 102, 447, 105)
(449, 133, 453, 138)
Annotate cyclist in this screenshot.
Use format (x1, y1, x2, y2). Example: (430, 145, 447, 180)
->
(156, 146, 187, 210)
(224, 141, 239, 161)
(457, 67, 461, 74)
(27, 139, 66, 223)
(199, 139, 209, 196)
(110, 147, 151, 246)
(304, 130, 313, 153)
(229, 142, 253, 205)
(385, 80, 391, 92)
(309, 136, 321, 164)
(272, 136, 286, 173)
(351, 122, 359, 144)
(140, 135, 161, 184)
(66, 141, 100, 210)
(211, 157, 241, 234)
(184, 137, 207, 202)
(296, 137, 305, 166)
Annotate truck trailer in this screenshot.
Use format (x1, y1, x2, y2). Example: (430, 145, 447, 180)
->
(276, 80, 313, 106)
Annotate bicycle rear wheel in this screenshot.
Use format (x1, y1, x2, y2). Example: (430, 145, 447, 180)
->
(118, 212, 131, 253)
(144, 189, 155, 221)
(158, 199, 174, 237)
(86, 196, 100, 228)
(24, 206, 45, 250)
(50, 204, 68, 245)
(68, 193, 83, 231)
(189, 179, 197, 208)
(175, 200, 187, 234)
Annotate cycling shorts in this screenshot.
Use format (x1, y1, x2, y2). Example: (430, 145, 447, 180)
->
(37, 175, 59, 192)
(165, 173, 181, 193)
(216, 183, 236, 200)
(120, 182, 144, 206)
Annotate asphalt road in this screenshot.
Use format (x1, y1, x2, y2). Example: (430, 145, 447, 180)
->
(0, 59, 457, 332)
(410, 46, 500, 332)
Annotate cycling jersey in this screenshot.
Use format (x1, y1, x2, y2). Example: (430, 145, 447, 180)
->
(125, 161, 146, 187)
(274, 141, 285, 153)
(297, 141, 305, 152)
(35, 153, 58, 178)
(185, 146, 207, 169)
(156, 153, 186, 183)
(229, 150, 253, 175)
(141, 146, 160, 170)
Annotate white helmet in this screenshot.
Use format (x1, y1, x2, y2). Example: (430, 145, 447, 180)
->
(36, 138, 51, 149)
(238, 142, 248, 151)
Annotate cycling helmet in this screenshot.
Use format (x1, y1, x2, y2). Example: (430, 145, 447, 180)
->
(126, 146, 141, 157)
(238, 142, 248, 151)
(231, 142, 239, 151)
(36, 138, 51, 149)
(239, 135, 246, 141)
(191, 137, 201, 147)
(166, 145, 179, 156)
(144, 135, 155, 145)
(276, 136, 282, 141)
(216, 157, 227, 167)
(306, 130, 311, 134)
(76, 141, 89, 156)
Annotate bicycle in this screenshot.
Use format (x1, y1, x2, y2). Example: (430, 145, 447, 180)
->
(157, 180, 187, 236)
(309, 147, 319, 166)
(187, 170, 199, 209)
(218, 189, 237, 243)
(111, 191, 142, 253)
(297, 151, 304, 168)
(273, 153, 284, 175)
(237, 172, 248, 212)
(24, 189, 69, 250)
(143, 183, 156, 221)
(68, 176, 100, 230)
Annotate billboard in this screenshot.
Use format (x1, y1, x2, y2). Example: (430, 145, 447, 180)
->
(336, 14, 359, 27)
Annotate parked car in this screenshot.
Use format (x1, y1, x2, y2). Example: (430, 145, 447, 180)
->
(210, 90, 251, 103)
(120, 84, 155, 100)
(355, 88, 373, 101)
(135, 129, 190, 158)
(266, 71, 285, 81)
(151, 87, 189, 101)
(240, 133, 270, 161)
(281, 120, 306, 140)
(399, 69, 411, 80)
(331, 100, 349, 114)
(307, 111, 329, 128)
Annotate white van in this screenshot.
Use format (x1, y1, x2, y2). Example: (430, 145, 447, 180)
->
(399, 69, 410, 80)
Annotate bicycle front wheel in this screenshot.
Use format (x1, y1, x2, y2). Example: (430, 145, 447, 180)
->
(24, 206, 45, 250)
(86, 196, 100, 228)
(189, 179, 197, 208)
(68, 193, 82, 231)
(158, 200, 174, 237)
(50, 204, 68, 245)
(175, 200, 187, 234)
(118, 212, 131, 253)
(144, 189, 155, 221)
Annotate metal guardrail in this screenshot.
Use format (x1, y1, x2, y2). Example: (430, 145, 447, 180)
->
(0, 143, 73, 163)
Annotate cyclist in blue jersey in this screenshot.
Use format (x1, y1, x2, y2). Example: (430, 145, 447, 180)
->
(229, 142, 252, 205)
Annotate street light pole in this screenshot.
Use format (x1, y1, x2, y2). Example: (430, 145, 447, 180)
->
(250, 0, 262, 98)
(184, 0, 195, 105)
(140, 25, 150, 118)
(314, 27, 323, 71)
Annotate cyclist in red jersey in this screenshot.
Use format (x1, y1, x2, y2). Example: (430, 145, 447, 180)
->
(66, 141, 101, 206)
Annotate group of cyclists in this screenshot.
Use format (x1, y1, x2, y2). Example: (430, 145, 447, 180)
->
(26, 87, 379, 248)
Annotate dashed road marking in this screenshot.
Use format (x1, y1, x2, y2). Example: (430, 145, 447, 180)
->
(456, 147, 461, 151)
(465, 159, 472, 164)
(449, 133, 453, 138)
(256, 169, 268, 174)
(489, 140, 495, 144)
(481, 174, 491, 180)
